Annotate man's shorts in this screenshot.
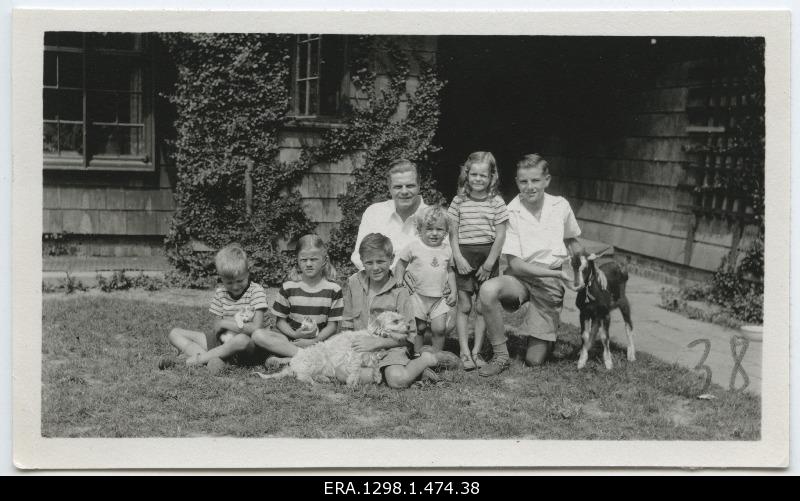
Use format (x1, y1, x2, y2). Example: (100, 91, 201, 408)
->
(455, 243, 499, 293)
(410, 293, 451, 322)
(499, 273, 565, 343)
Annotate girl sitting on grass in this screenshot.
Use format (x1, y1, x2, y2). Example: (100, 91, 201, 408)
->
(252, 234, 344, 367)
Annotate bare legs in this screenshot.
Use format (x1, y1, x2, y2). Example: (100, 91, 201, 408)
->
(167, 327, 254, 366)
(383, 351, 437, 389)
(251, 329, 300, 358)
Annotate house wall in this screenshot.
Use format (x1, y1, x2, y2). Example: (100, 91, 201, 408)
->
(42, 166, 176, 256)
(544, 54, 759, 276)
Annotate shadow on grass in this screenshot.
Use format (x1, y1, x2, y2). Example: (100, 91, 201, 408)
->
(41, 295, 760, 440)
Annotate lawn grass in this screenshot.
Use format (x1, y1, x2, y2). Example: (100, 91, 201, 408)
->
(42, 293, 760, 439)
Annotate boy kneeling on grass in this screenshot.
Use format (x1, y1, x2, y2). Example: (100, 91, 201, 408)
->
(161, 243, 268, 373)
(341, 233, 458, 388)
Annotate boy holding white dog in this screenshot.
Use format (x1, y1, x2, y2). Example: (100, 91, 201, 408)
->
(342, 233, 441, 388)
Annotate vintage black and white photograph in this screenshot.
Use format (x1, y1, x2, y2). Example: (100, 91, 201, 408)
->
(11, 10, 790, 469)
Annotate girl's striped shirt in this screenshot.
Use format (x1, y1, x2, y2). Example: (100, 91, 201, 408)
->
(447, 194, 510, 245)
(271, 279, 345, 330)
(208, 281, 269, 318)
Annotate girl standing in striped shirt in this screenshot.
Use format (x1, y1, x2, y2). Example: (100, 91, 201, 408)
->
(253, 235, 344, 365)
(448, 151, 509, 371)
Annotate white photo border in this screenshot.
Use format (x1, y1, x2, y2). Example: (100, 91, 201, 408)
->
(12, 9, 791, 470)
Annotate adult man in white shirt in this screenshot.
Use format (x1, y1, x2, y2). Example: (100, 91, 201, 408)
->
(350, 159, 430, 270)
(478, 154, 604, 376)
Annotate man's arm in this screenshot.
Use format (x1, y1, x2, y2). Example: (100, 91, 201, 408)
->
(506, 255, 568, 281)
(564, 237, 583, 257)
(352, 335, 404, 352)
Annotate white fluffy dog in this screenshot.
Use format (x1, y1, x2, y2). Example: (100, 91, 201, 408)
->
(254, 311, 415, 386)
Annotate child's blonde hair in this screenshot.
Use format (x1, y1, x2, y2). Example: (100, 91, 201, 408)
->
(215, 244, 249, 278)
(456, 151, 500, 198)
(289, 234, 337, 281)
(415, 205, 450, 235)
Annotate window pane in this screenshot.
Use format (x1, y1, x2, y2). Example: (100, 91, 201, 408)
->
(43, 123, 58, 153)
(298, 42, 308, 79)
(89, 92, 144, 124)
(309, 79, 319, 115)
(320, 35, 345, 116)
(90, 33, 140, 51)
(120, 93, 143, 123)
(88, 91, 117, 123)
(44, 89, 83, 121)
(44, 52, 57, 86)
(296, 80, 308, 115)
(91, 125, 144, 156)
(89, 55, 143, 91)
(43, 89, 58, 120)
(310, 39, 319, 77)
(59, 52, 83, 88)
(59, 123, 84, 154)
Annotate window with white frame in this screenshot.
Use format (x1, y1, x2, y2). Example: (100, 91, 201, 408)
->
(43, 32, 154, 170)
(293, 35, 347, 118)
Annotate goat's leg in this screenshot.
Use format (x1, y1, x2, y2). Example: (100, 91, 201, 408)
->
(618, 298, 636, 362)
(577, 312, 595, 370)
(601, 315, 613, 370)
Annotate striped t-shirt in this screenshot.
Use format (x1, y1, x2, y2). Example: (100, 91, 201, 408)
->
(208, 281, 269, 319)
(271, 279, 345, 330)
(447, 194, 510, 245)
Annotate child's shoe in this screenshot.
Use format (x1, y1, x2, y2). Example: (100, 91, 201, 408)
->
(461, 353, 476, 371)
(264, 356, 283, 372)
(420, 367, 441, 384)
(207, 357, 226, 375)
(473, 353, 487, 369)
(158, 356, 177, 370)
(478, 357, 510, 377)
(433, 350, 463, 371)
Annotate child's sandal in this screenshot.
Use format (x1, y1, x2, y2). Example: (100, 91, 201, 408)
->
(473, 353, 487, 369)
(461, 353, 476, 371)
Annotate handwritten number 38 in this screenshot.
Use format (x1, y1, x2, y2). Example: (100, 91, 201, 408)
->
(687, 337, 750, 394)
(687, 338, 712, 395)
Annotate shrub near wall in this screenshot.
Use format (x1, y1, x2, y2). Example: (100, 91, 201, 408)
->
(161, 34, 315, 285)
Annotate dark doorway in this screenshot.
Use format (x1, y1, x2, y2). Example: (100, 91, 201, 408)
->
(432, 36, 652, 201)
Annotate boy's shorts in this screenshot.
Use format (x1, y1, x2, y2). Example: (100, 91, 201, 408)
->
(410, 293, 451, 322)
(377, 346, 412, 370)
(204, 330, 266, 366)
(499, 274, 565, 343)
(456, 243, 499, 293)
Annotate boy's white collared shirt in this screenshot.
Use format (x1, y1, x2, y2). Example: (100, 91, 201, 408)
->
(502, 192, 581, 269)
(350, 198, 430, 270)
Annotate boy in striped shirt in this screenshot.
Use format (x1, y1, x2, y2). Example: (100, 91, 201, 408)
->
(163, 244, 268, 372)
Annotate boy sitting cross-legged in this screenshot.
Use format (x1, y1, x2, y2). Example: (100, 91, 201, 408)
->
(162, 243, 268, 373)
(342, 232, 441, 388)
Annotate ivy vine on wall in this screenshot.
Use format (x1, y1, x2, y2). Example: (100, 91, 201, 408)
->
(160, 33, 315, 285)
(312, 36, 447, 269)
